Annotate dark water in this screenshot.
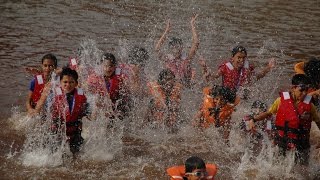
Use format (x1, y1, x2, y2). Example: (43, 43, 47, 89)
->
(1, 0, 320, 179)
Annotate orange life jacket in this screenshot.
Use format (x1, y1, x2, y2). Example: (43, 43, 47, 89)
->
(167, 164, 218, 180)
(147, 81, 181, 123)
(199, 87, 236, 128)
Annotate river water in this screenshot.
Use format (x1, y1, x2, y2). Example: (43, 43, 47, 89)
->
(1, 0, 320, 179)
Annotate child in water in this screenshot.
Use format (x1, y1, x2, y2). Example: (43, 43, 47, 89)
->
(26, 53, 58, 116)
(195, 85, 238, 140)
(167, 156, 218, 180)
(145, 69, 182, 131)
(155, 14, 199, 87)
(35, 68, 89, 154)
(86, 53, 131, 118)
(250, 74, 320, 165)
(199, 45, 275, 99)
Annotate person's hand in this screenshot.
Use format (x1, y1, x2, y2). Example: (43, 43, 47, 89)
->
(27, 108, 38, 117)
(248, 119, 256, 131)
(191, 14, 199, 26)
(54, 67, 63, 75)
(198, 56, 207, 67)
(312, 89, 320, 96)
(268, 58, 276, 69)
(130, 64, 140, 77)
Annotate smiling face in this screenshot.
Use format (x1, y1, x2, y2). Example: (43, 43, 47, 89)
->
(291, 84, 308, 102)
(103, 59, 116, 78)
(213, 95, 226, 107)
(60, 75, 78, 93)
(42, 58, 56, 77)
(231, 52, 247, 69)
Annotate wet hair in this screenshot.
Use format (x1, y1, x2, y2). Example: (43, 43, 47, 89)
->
(304, 57, 320, 88)
(42, 53, 58, 67)
(291, 74, 311, 86)
(185, 156, 206, 173)
(231, 45, 247, 57)
(251, 100, 267, 112)
(128, 46, 149, 66)
(101, 53, 117, 65)
(168, 37, 183, 48)
(60, 67, 79, 83)
(158, 69, 175, 85)
(211, 85, 237, 103)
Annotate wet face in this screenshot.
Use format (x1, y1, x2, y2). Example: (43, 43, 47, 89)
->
(251, 107, 262, 115)
(161, 76, 175, 93)
(186, 168, 208, 180)
(103, 60, 116, 78)
(292, 84, 308, 102)
(213, 96, 226, 107)
(42, 59, 56, 76)
(170, 44, 183, 59)
(60, 75, 77, 93)
(231, 52, 247, 69)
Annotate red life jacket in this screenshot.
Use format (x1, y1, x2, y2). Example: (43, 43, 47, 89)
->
(31, 74, 46, 107)
(275, 92, 312, 143)
(107, 73, 123, 104)
(219, 60, 254, 90)
(52, 88, 87, 136)
(87, 70, 124, 104)
(167, 164, 218, 180)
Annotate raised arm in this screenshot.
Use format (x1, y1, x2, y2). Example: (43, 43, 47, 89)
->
(256, 58, 275, 80)
(187, 14, 199, 61)
(155, 20, 171, 53)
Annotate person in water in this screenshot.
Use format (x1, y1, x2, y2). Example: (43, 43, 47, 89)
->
(35, 68, 89, 154)
(294, 57, 320, 110)
(119, 46, 149, 97)
(145, 69, 182, 131)
(195, 85, 238, 140)
(86, 53, 130, 118)
(26, 53, 58, 116)
(240, 100, 274, 139)
(199, 45, 275, 99)
(167, 156, 218, 180)
(249, 74, 320, 165)
(155, 14, 199, 87)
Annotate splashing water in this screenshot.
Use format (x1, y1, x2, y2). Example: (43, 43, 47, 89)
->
(5, 38, 320, 179)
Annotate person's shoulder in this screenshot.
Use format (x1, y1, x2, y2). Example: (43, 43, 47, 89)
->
(218, 59, 231, 69)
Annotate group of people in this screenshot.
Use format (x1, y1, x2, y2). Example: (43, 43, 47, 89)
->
(24, 14, 320, 179)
